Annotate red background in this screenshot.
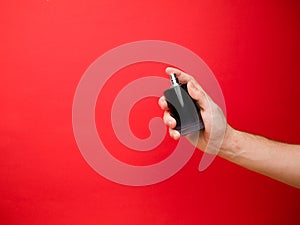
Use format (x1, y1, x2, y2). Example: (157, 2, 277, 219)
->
(1, 0, 300, 224)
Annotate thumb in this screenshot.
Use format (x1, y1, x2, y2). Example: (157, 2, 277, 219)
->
(187, 79, 210, 111)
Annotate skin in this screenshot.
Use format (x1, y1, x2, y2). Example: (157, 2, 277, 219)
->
(159, 67, 300, 189)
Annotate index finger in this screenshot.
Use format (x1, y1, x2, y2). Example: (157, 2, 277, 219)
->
(165, 67, 193, 84)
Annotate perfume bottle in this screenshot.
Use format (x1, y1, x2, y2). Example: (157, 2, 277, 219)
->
(163, 73, 204, 135)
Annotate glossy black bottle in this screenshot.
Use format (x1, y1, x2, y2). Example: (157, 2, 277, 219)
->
(164, 73, 204, 135)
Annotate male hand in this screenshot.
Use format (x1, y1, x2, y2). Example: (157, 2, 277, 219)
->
(158, 67, 233, 155)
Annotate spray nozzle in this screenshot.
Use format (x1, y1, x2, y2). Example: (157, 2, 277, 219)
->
(170, 73, 179, 86)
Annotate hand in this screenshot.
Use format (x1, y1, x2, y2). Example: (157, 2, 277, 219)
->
(158, 67, 234, 155)
(159, 67, 300, 188)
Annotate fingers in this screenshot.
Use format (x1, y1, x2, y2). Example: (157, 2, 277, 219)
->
(164, 111, 180, 140)
(158, 101, 181, 140)
(166, 67, 210, 110)
(163, 111, 176, 128)
(169, 128, 180, 140)
(165, 67, 193, 84)
(187, 79, 210, 110)
(165, 114, 180, 140)
(158, 96, 168, 110)
(158, 96, 176, 128)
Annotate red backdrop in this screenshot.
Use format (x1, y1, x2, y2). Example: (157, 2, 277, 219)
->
(1, 0, 300, 224)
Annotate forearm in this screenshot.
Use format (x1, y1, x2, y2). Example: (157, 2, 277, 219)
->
(219, 128, 300, 188)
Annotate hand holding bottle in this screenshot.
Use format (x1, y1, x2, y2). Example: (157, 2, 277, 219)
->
(158, 67, 300, 189)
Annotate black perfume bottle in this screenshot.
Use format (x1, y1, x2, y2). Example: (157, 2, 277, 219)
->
(164, 73, 204, 135)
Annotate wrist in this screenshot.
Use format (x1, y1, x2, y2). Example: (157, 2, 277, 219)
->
(218, 125, 242, 159)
